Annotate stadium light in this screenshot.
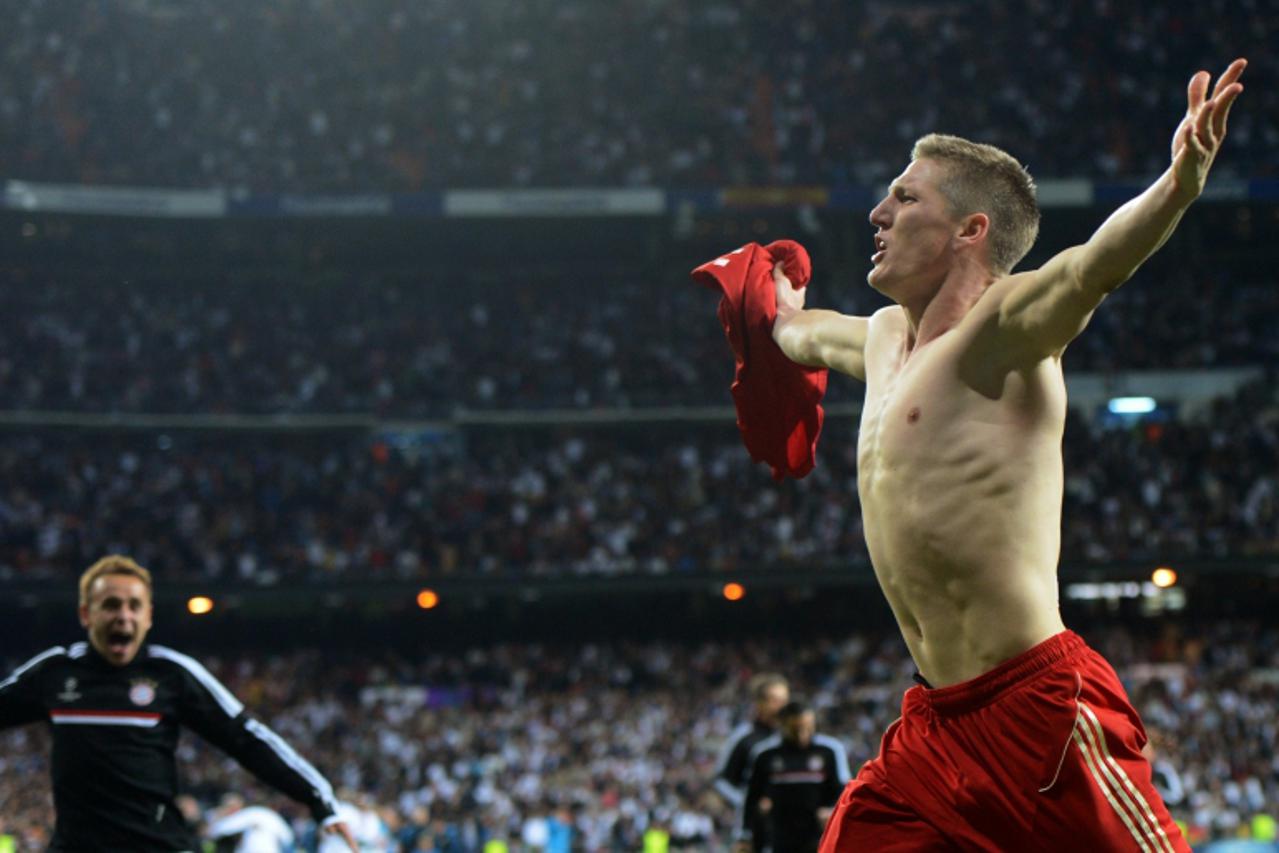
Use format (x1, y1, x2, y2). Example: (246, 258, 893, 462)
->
(416, 589, 440, 610)
(1107, 396, 1157, 415)
(722, 582, 745, 602)
(187, 596, 214, 615)
(1151, 567, 1178, 588)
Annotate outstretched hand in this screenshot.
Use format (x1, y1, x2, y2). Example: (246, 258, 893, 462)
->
(1170, 58, 1246, 203)
(323, 819, 359, 852)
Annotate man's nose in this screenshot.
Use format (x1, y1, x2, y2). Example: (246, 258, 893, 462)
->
(869, 199, 891, 229)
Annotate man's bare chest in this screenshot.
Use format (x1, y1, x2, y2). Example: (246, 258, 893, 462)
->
(858, 344, 973, 474)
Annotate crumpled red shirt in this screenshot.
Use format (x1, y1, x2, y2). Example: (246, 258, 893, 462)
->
(692, 240, 829, 480)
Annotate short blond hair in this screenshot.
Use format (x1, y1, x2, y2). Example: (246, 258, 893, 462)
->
(911, 133, 1040, 275)
(79, 555, 153, 606)
(749, 672, 788, 701)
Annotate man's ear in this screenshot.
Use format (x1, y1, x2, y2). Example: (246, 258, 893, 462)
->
(78, 602, 90, 628)
(956, 212, 989, 246)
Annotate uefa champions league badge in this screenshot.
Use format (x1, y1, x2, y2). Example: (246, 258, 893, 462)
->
(129, 679, 158, 706)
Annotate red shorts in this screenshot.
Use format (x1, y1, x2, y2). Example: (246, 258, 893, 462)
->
(819, 631, 1188, 852)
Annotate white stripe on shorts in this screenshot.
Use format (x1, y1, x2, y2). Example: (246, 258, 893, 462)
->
(1077, 702, 1174, 853)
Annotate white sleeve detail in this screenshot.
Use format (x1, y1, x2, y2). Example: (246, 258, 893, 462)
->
(815, 734, 853, 783)
(148, 644, 245, 717)
(0, 646, 66, 691)
(246, 718, 339, 814)
(714, 777, 745, 807)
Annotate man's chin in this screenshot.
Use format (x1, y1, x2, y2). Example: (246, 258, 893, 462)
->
(866, 267, 892, 295)
(100, 640, 140, 665)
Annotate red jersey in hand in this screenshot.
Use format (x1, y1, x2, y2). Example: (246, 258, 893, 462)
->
(692, 240, 829, 480)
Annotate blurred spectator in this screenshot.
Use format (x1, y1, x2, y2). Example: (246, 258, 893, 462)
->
(206, 793, 295, 853)
(713, 673, 789, 809)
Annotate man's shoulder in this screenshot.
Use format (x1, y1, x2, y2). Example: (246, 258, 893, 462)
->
(144, 645, 245, 716)
(861, 305, 907, 361)
(868, 304, 906, 328)
(143, 644, 220, 683)
(811, 733, 846, 756)
(727, 720, 769, 748)
(1, 644, 74, 684)
(966, 269, 1030, 320)
(144, 643, 198, 666)
(864, 305, 907, 348)
(955, 273, 1075, 378)
(747, 733, 784, 762)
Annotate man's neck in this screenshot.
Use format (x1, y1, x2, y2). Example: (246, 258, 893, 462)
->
(902, 261, 996, 353)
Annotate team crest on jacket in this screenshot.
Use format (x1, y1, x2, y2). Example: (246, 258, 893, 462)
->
(129, 678, 158, 706)
(808, 754, 824, 771)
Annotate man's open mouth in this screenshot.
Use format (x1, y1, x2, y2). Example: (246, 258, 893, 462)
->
(872, 235, 887, 264)
(107, 631, 134, 649)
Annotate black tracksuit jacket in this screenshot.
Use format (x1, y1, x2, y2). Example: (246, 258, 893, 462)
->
(0, 641, 338, 852)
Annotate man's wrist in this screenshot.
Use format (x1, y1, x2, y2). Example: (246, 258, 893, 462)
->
(772, 307, 800, 342)
(1162, 164, 1201, 209)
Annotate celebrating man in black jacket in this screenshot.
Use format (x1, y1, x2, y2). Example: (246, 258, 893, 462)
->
(0, 554, 358, 852)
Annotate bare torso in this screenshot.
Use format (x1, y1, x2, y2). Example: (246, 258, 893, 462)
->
(857, 296, 1067, 687)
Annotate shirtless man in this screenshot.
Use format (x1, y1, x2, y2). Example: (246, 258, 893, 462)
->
(771, 61, 1245, 852)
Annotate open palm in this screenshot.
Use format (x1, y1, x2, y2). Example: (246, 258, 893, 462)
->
(1170, 58, 1246, 202)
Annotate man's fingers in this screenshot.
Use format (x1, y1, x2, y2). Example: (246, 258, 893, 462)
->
(1211, 58, 1247, 99)
(1204, 59, 1246, 138)
(1187, 70, 1209, 112)
(1194, 99, 1216, 147)
(1179, 120, 1206, 163)
(1213, 84, 1243, 140)
(773, 262, 793, 289)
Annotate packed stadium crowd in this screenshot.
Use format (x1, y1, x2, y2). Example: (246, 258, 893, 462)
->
(1, 234, 1275, 417)
(3, 0, 1276, 191)
(0, 365, 1275, 585)
(2, 622, 1275, 849)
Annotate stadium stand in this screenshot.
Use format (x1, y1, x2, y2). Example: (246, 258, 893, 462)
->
(0, 369, 1276, 587)
(0, 203, 1276, 416)
(2, 0, 1277, 190)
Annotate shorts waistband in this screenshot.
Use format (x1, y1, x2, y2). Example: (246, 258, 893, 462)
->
(916, 630, 1087, 716)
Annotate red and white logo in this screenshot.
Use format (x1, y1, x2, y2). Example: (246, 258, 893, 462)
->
(129, 679, 157, 706)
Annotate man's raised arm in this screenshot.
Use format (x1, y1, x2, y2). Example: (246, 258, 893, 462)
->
(996, 59, 1246, 360)
(770, 263, 870, 381)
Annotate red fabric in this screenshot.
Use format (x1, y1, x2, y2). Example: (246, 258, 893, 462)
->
(819, 631, 1189, 852)
(692, 240, 828, 480)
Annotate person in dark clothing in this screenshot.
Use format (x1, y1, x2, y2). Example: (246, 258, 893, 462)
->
(739, 700, 851, 853)
(714, 672, 790, 808)
(0, 554, 358, 852)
